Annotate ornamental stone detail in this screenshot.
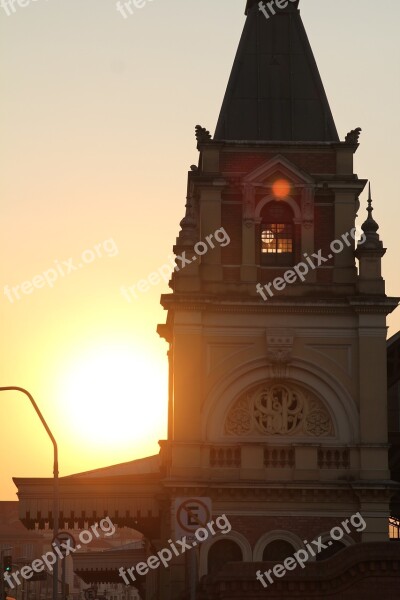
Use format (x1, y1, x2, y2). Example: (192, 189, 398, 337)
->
(225, 383, 334, 438)
(266, 331, 294, 378)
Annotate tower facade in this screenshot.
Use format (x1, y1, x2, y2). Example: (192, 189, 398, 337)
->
(158, 1, 398, 595)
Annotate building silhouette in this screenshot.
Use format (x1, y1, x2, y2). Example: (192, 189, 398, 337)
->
(11, 1, 400, 598)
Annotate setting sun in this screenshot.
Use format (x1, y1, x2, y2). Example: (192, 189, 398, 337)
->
(57, 342, 167, 452)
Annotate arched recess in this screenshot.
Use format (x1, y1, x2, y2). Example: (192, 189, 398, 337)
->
(203, 357, 359, 445)
(313, 531, 355, 562)
(207, 540, 242, 576)
(199, 530, 252, 578)
(253, 530, 303, 561)
(263, 540, 296, 561)
(256, 194, 302, 223)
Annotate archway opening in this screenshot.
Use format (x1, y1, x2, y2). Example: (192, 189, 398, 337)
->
(207, 540, 243, 575)
(262, 539, 295, 561)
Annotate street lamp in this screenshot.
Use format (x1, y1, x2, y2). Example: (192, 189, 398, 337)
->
(0, 387, 59, 600)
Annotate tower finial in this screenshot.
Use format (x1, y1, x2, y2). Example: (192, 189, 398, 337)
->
(355, 182, 386, 293)
(359, 182, 382, 251)
(362, 182, 378, 234)
(366, 182, 374, 219)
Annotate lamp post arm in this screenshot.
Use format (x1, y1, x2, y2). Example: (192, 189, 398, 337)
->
(0, 387, 58, 477)
(0, 386, 59, 600)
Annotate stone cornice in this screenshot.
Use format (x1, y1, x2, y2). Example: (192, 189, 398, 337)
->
(202, 140, 340, 150)
(162, 481, 396, 503)
(160, 294, 399, 316)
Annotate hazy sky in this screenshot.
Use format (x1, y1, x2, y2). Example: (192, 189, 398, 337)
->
(0, 0, 399, 499)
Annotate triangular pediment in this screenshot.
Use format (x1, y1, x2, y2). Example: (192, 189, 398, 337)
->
(243, 154, 314, 186)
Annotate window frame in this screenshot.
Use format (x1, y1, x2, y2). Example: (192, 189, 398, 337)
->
(260, 201, 295, 266)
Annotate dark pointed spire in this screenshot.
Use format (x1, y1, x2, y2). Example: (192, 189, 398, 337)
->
(215, 0, 338, 142)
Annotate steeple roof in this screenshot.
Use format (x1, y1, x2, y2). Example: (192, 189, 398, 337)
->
(214, 0, 339, 142)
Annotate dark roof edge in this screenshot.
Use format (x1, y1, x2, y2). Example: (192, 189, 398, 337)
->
(245, 0, 300, 15)
(388, 331, 400, 347)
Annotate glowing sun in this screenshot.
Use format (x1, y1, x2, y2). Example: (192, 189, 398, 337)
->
(57, 342, 167, 450)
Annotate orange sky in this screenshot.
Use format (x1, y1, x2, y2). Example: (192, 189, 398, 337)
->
(0, 0, 399, 499)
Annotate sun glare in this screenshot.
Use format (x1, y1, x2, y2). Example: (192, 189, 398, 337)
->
(57, 343, 167, 451)
(272, 178, 291, 199)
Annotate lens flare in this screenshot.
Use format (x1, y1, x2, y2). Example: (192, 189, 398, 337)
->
(272, 179, 291, 199)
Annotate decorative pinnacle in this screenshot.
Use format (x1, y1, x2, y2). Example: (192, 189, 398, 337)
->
(183, 197, 196, 225)
(178, 196, 197, 245)
(367, 182, 373, 214)
(362, 182, 379, 235)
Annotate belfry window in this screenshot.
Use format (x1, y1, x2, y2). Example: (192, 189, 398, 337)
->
(261, 201, 294, 266)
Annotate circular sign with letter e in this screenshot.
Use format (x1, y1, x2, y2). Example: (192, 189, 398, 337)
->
(174, 497, 212, 541)
(84, 588, 96, 600)
(52, 531, 76, 556)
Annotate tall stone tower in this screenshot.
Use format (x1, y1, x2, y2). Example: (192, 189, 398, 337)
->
(158, 0, 398, 594)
